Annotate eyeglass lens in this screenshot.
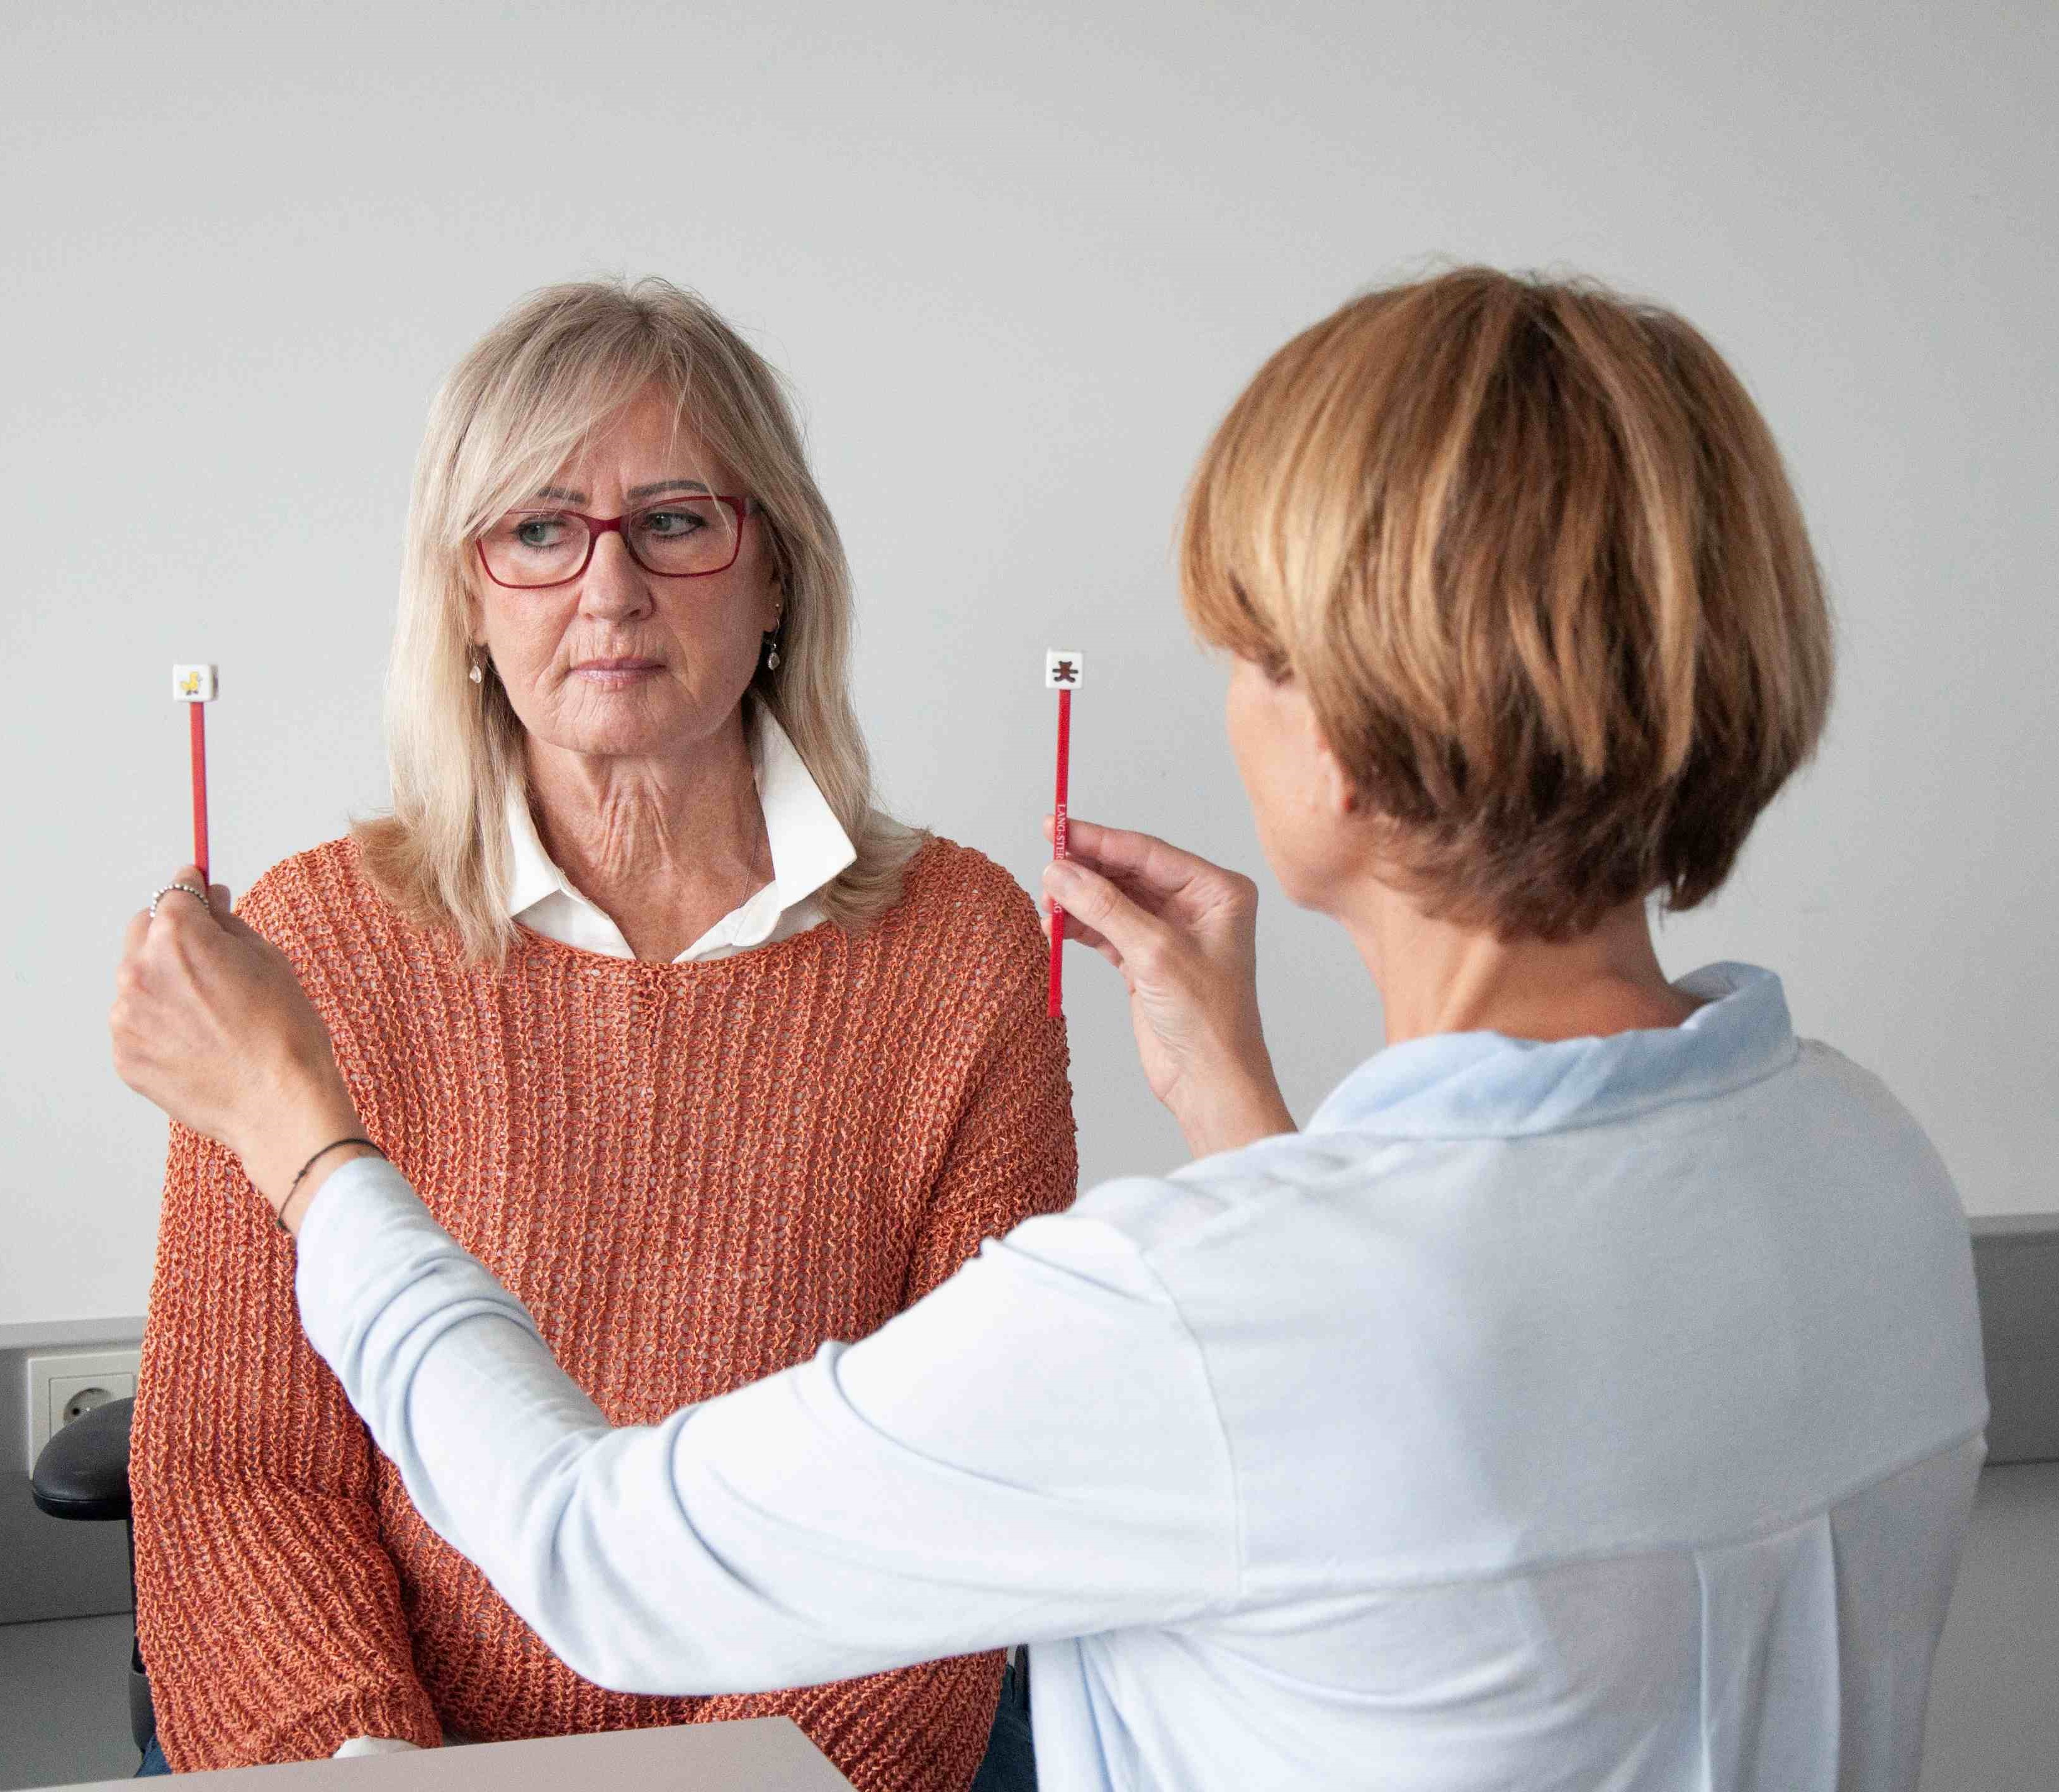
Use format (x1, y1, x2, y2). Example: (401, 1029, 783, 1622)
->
(480, 498, 743, 586)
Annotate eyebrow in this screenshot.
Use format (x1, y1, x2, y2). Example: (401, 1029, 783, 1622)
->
(531, 479, 714, 504)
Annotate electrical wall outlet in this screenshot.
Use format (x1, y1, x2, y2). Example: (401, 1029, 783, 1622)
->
(23, 1349, 140, 1472)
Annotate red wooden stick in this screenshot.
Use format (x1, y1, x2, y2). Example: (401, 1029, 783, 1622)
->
(1047, 685, 1072, 1018)
(190, 700, 210, 886)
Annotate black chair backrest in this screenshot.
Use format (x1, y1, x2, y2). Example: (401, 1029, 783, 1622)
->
(31, 1394, 134, 1523)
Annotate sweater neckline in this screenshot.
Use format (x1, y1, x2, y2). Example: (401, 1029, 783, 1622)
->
(508, 904, 843, 978)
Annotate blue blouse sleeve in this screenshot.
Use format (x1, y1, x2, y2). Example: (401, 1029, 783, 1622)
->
(293, 1154, 1238, 1695)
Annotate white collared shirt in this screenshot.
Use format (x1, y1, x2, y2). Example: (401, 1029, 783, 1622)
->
(504, 711, 856, 963)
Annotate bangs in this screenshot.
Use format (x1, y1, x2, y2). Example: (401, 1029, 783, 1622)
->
(440, 319, 713, 546)
(1179, 442, 1292, 675)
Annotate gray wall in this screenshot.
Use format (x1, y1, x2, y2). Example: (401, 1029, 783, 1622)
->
(3, 3, 2055, 1329)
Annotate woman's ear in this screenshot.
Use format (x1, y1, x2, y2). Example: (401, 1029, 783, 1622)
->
(1298, 693, 1361, 822)
(1317, 744, 1363, 823)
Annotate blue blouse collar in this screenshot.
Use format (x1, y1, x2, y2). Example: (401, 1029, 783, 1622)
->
(1306, 963, 1798, 1141)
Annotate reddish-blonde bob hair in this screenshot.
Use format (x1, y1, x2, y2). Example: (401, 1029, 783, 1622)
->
(1182, 267, 1833, 939)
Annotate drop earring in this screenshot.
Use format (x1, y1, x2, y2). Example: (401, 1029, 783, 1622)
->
(468, 651, 485, 685)
(763, 621, 783, 672)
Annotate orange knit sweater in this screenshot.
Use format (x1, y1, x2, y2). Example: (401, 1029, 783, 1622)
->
(132, 836, 1076, 1786)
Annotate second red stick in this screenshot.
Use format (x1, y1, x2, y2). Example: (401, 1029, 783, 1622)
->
(1047, 685, 1072, 1019)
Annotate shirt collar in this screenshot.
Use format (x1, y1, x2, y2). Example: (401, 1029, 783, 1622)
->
(503, 708, 856, 927)
(751, 708, 858, 912)
(504, 785, 568, 920)
(1304, 963, 1798, 1141)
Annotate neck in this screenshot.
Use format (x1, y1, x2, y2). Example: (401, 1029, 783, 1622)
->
(522, 709, 773, 961)
(1332, 876, 1698, 1046)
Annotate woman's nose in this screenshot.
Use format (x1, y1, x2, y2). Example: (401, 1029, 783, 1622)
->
(578, 531, 655, 619)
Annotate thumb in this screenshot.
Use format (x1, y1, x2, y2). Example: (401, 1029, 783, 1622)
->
(1046, 861, 1167, 963)
(217, 910, 272, 949)
(206, 889, 271, 947)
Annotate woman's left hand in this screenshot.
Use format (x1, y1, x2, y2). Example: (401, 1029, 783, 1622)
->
(112, 866, 366, 1225)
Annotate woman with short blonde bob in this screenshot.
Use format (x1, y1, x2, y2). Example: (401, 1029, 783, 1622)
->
(120, 268, 1986, 1791)
(129, 279, 1075, 1787)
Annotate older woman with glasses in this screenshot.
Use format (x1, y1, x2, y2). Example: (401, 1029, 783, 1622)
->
(126, 280, 1074, 1789)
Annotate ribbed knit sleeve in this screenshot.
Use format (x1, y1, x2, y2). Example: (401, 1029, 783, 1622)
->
(904, 878, 1078, 1305)
(131, 1119, 443, 1769)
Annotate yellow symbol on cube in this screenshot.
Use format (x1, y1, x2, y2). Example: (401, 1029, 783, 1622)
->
(172, 664, 218, 702)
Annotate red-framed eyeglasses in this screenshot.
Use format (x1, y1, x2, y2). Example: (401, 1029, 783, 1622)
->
(476, 495, 758, 589)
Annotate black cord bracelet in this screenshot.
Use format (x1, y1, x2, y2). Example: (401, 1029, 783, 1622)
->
(278, 1136, 387, 1233)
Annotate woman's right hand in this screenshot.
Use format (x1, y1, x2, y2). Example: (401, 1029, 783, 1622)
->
(1043, 818, 1294, 1159)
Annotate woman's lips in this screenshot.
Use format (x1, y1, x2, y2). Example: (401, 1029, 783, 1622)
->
(571, 657, 663, 688)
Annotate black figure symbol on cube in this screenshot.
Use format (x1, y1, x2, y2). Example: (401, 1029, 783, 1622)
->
(1051, 659, 1079, 686)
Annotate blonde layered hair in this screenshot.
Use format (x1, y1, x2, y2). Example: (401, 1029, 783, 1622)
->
(357, 278, 924, 962)
(1183, 267, 1833, 939)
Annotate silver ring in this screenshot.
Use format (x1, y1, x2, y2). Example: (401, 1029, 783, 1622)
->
(149, 882, 210, 919)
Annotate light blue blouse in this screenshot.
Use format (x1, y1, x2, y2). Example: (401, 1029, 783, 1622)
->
(296, 964, 1987, 1791)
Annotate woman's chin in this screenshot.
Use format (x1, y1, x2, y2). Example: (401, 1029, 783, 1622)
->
(526, 702, 726, 764)
(548, 728, 681, 763)
(510, 670, 752, 764)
